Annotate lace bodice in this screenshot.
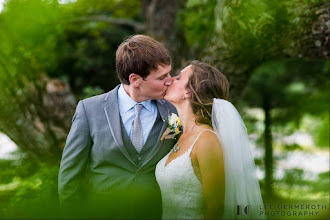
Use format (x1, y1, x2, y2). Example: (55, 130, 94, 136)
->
(155, 130, 215, 219)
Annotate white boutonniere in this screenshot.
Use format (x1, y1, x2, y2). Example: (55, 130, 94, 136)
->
(160, 113, 183, 141)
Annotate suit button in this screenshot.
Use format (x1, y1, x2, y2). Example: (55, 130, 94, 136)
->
(138, 157, 142, 161)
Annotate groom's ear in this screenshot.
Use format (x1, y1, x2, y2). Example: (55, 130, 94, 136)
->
(129, 73, 140, 87)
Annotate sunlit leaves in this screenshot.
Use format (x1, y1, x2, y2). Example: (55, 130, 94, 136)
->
(178, 0, 216, 55)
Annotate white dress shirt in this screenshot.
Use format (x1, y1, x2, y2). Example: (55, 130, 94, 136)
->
(117, 84, 157, 146)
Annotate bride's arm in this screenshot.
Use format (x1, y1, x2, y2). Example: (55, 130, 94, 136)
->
(194, 132, 225, 219)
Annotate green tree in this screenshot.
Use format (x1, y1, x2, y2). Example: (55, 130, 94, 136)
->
(241, 59, 329, 196)
(55, 0, 141, 94)
(180, 0, 329, 100)
(0, 0, 189, 163)
(0, 0, 140, 163)
(0, 0, 71, 163)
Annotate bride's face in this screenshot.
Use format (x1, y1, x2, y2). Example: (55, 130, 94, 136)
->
(164, 65, 193, 104)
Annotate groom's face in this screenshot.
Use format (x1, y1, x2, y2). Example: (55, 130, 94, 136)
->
(138, 64, 172, 100)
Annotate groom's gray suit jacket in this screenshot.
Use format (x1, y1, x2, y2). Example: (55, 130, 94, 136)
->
(58, 85, 177, 219)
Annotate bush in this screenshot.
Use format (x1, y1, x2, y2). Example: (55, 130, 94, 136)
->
(1, 162, 60, 219)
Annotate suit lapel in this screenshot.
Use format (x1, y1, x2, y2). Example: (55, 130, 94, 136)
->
(103, 85, 136, 166)
(138, 100, 169, 171)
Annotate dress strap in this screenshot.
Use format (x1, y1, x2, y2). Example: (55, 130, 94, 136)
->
(188, 129, 216, 155)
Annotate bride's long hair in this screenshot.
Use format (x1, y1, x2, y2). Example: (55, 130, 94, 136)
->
(186, 60, 230, 126)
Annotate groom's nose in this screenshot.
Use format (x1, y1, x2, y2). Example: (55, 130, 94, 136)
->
(164, 75, 173, 86)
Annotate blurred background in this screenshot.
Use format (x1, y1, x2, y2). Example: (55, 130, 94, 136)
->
(0, 0, 329, 219)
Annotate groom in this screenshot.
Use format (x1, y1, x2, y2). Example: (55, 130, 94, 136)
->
(58, 35, 177, 219)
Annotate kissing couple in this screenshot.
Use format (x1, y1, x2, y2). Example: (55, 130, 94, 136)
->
(58, 35, 265, 219)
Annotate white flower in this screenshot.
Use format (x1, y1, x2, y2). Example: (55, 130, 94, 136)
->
(168, 113, 178, 125)
(160, 113, 182, 141)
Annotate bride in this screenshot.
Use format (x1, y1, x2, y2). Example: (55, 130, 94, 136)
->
(155, 60, 265, 219)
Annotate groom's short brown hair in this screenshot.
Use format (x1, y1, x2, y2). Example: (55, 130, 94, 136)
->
(116, 34, 171, 84)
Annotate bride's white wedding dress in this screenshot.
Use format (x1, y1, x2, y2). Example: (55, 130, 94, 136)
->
(155, 130, 213, 219)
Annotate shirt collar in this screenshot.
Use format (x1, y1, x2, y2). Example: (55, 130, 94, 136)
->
(118, 84, 153, 112)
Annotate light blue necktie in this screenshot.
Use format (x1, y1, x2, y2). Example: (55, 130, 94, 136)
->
(131, 104, 143, 153)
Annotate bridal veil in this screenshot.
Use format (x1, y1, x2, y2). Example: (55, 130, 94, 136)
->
(212, 98, 266, 219)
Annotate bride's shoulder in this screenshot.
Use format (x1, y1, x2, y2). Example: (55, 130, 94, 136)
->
(193, 129, 222, 155)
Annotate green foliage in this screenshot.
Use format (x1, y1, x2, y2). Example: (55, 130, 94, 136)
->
(0, 0, 139, 162)
(193, 0, 329, 103)
(312, 116, 329, 147)
(0, 0, 139, 99)
(282, 168, 304, 185)
(0, 156, 59, 219)
(241, 58, 328, 196)
(82, 85, 104, 99)
(1, 0, 65, 71)
(311, 171, 330, 194)
(274, 170, 329, 201)
(201, 0, 293, 67)
(301, 114, 330, 147)
(282, 143, 303, 151)
(5, 166, 59, 219)
(67, 0, 142, 19)
(179, 0, 217, 55)
(54, 21, 129, 95)
(0, 159, 38, 186)
(242, 59, 329, 126)
(318, 171, 329, 180)
(0, 0, 67, 162)
(221, 0, 285, 56)
(51, 0, 139, 96)
(209, 0, 327, 61)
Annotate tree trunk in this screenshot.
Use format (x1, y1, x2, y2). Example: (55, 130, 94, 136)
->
(263, 96, 274, 197)
(0, 67, 76, 165)
(142, 0, 190, 72)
